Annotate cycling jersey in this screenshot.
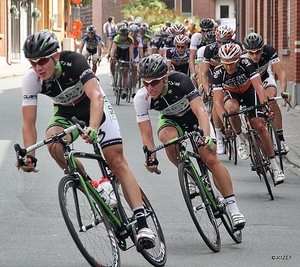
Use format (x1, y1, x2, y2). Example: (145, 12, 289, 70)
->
(247, 44, 280, 88)
(80, 33, 102, 54)
(212, 57, 260, 94)
(22, 51, 122, 148)
(113, 34, 134, 61)
(166, 47, 190, 75)
(150, 37, 164, 52)
(140, 34, 151, 54)
(190, 32, 205, 50)
(134, 72, 200, 127)
(132, 35, 143, 62)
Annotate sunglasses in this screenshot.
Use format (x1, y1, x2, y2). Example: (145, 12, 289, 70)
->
(221, 58, 239, 66)
(201, 29, 213, 32)
(142, 76, 165, 87)
(88, 32, 95, 34)
(217, 39, 231, 44)
(176, 45, 185, 49)
(29, 53, 56, 67)
(247, 49, 262, 55)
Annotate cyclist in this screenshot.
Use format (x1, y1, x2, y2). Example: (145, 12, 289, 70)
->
(129, 24, 143, 97)
(133, 54, 246, 230)
(78, 25, 102, 73)
(189, 18, 215, 86)
(243, 33, 290, 154)
(166, 34, 190, 75)
(212, 43, 285, 184)
(110, 25, 134, 99)
(139, 26, 152, 58)
(200, 25, 242, 156)
(163, 23, 186, 58)
(19, 30, 155, 248)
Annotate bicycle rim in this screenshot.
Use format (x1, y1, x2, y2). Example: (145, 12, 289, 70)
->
(232, 134, 237, 165)
(218, 199, 242, 243)
(178, 163, 221, 252)
(114, 180, 167, 266)
(267, 120, 284, 173)
(58, 176, 120, 267)
(249, 132, 274, 200)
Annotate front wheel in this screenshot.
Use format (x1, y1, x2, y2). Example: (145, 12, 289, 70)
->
(178, 163, 221, 252)
(114, 179, 167, 266)
(58, 176, 120, 267)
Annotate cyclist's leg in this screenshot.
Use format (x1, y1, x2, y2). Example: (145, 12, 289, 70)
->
(157, 117, 184, 167)
(91, 52, 99, 73)
(99, 94, 155, 246)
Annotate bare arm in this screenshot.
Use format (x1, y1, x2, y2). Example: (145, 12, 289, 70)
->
(189, 49, 197, 75)
(200, 62, 210, 94)
(22, 105, 38, 156)
(272, 61, 287, 93)
(190, 96, 210, 136)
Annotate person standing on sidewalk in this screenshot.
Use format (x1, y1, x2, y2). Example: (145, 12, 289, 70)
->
(243, 33, 291, 154)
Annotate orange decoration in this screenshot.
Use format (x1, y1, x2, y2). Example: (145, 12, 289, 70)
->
(71, 0, 82, 5)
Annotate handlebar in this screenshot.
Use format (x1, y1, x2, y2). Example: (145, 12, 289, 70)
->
(143, 126, 205, 175)
(14, 116, 86, 171)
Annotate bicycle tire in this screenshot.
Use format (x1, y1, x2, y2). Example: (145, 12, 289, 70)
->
(126, 74, 133, 103)
(114, 179, 167, 266)
(116, 70, 122, 105)
(58, 176, 120, 267)
(267, 120, 284, 173)
(218, 198, 242, 243)
(178, 163, 221, 252)
(249, 131, 274, 200)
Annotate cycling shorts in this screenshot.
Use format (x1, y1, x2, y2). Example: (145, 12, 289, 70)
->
(223, 87, 264, 118)
(82, 47, 99, 61)
(262, 75, 277, 90)
(46, 95, 122, 149)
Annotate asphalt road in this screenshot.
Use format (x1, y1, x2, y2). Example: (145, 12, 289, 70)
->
(0, 67, 299, 267)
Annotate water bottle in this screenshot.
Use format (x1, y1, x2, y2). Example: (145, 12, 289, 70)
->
(99, 177, 117, 208)
(90, 179, 117, 209)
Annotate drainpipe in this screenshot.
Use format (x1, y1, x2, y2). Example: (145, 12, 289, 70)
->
(235, 0, 239, 42)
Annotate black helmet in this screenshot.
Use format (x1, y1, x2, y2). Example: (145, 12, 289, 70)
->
(118, 25, 129, 36)
(243, 33, 264, 49)
(23, 29, 59, 59)
(86, 25, 96, 33)
(205, 31, 216, 43)
(138, 54, 167, 79)
(200, 18, 214, 29)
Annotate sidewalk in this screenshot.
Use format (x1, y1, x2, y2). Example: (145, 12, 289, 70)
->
(1, 61, 300, 169)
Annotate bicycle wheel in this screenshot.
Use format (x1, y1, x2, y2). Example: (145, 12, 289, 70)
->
(228, 133, 237, 165)
(126, 74, 132, 103)
(218, 198, 242, 243)
(114, 179, 167, 266)
(58, 176, 120, 267)
(178, 163, 221, 252)
(267, 120, 284, 173)
(116, 71, 122, 105)
(249, 132, 274, 200)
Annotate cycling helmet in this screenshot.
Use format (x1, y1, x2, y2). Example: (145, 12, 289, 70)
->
(205, 31, 216, 43)
(133, 18, 142, 26)
(160, 26, 169, 37)
(174, 34, 190, 45)
(86, 25, 96, 33)
(23, 29, 59, 59)
(200, 18, 214, 29)
(166, 27, 174, 37)
(218, 43, 242, 61)
(215, 25, 234, 40)
(172, 23, 186, 34)
(154, 28, 162, 37)
(129, 24, 140, 34)
(118, 25, 129, 36)
(139, 26, 147, 34)
(138, 54, 168, 79)
(243, 33, 264, 49)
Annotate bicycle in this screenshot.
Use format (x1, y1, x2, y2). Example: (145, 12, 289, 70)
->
(223, 103, 278, 200)
(222, 120, 238, 165)
(14, 117, 167, 267)
(143, 125, 242, 253)
(112, 59, 133, 105)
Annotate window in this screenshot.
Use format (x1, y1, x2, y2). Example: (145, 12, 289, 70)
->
(220, 5, 229, 18)
(182, 0, 191, 14)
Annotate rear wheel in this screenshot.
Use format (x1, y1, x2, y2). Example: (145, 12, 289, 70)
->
(114, 179, 167, 266)
(178, 163, 221, 252)
(58, 176, 120, 267)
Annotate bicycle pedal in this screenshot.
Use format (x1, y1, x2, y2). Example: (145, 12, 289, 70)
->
(138, 239, 155, 250)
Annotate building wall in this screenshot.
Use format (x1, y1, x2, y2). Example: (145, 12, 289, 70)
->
(0, 0, 7, 61)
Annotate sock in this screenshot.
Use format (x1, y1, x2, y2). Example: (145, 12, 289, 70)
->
(225, 195, 239, 213)
(276, 129, 284, 141)
(215, 128, 222, 140)
(133, 206, 148, 230)
(236, 131, 246, 144)
(269, 156, 279, 170)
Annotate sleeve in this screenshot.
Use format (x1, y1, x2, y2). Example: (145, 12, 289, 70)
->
(22, 68, 42, 106)
(133, 88, 151, 123)
(211, 66, 224, 91)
